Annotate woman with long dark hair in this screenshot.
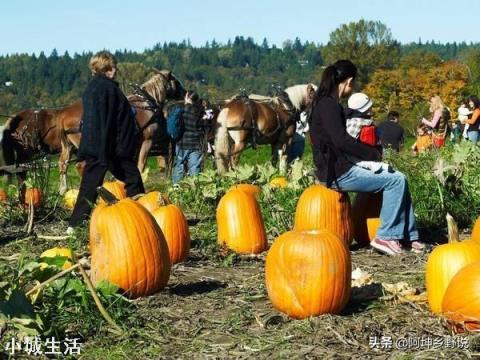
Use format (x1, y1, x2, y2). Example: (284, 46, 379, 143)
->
(310, 59, 426, 255)
(465, 95, 480, 145)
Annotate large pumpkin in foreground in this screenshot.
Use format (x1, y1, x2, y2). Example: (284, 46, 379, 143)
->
(217, 189, 267, 254)
(442, 261, 480, 331)
(265, 229, 351, 319)
(294, 185, 353, 245)
(426, 214, 480, 313)
(90, 191, 171, 298)
(228, 184, 261, 198)
(137, 191, 171, 213)
(152, 204, 190, 264)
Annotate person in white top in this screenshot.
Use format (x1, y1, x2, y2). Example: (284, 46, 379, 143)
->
(287, 111, 309, 163)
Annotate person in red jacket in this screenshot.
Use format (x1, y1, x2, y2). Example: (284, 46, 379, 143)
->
(309, 59, 427, 256)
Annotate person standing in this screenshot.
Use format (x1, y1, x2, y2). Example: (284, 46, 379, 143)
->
(421, 95, 449, 148)
(377, 111, 404, 152)
(69, 51, 144, 229)
(287, 111, 309, 163)
(465, 95, 480, 145)
(309, 59, 426, 256)
(172, 91, 204, 184)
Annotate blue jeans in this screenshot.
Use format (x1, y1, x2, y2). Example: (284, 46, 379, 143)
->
(172, 146, 203, 184)
(333, 165, 419, 241)
(288, 134, 306, 163)
(468, 130, 479, 145)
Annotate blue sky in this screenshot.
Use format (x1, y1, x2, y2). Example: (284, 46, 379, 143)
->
(1, 0, 479, 55)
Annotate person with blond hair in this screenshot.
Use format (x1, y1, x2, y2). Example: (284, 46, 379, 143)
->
(69, 51, 144, 230)
(421, 95, 450, 147)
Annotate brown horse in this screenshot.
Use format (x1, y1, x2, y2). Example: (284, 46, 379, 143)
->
(214, 84, 316, 173)
(0, 70, 186, 193)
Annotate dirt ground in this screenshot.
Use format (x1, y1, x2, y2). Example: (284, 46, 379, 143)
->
(1, 216, 479, 359)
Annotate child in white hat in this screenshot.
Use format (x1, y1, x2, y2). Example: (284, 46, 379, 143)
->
(345, 93, 392, 173)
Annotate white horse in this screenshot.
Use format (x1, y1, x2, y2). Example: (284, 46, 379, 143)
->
(214, 83, 317, 173)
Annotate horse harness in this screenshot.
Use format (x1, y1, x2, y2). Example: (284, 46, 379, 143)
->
(227, 90, 298, 149)
(130, 83, 165, 133)
(13, 109, 56, 153)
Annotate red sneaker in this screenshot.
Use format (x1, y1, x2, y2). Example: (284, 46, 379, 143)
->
(371, 238, 404, 256)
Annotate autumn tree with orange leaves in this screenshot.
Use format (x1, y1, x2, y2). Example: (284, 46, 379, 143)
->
(365, 51, 469, 133)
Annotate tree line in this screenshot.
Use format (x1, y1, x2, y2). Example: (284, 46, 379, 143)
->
(1, 20, 479, 132)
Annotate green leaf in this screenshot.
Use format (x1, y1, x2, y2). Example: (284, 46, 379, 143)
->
(96, 280, 119, 297)
(0, 290, 43, 337)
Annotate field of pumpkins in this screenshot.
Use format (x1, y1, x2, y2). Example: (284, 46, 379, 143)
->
(1, 144, 480, 358)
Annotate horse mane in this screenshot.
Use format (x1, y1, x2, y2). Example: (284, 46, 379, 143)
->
(284, 84, 318, 111)
(140, 74, 168, 105)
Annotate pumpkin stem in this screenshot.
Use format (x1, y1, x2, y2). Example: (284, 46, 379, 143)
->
(446, 213, 459, 243)
(97, 187, 118, 205)
(159, 193, 169, 206)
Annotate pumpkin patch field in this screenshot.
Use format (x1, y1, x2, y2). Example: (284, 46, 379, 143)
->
(1, 144, 480, 358)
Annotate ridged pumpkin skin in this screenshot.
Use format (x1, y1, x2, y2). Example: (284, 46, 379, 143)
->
(217, 189, 267, 254)
(137, 191, 171, 213)
(229, 184, 261, 198)
(64, 189, 79, 209)
(99, 181, 126, 203)
(89, 198, 171, 298)
(0, 188, 7, 202)
(351, 192, 382, 245)
(24, 188, 43, 208)
(442, 261, 480, 331)
(471, 218, 480, 243)
(269, 177, 288, 188)
(265, 229, 351, 319)
(152, 204, 191, 264)
(426, 240, 480, 313)
(294, 185, 353, 245)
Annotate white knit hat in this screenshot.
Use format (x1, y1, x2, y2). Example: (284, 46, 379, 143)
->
(348, 93, 373, 113)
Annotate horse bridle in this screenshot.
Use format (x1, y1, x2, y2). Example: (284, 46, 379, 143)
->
(12, 110, 56, 152)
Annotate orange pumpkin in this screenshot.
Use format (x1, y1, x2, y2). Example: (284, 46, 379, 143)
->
(294, 185, 353, 245)
(217, 189, 267, 254)
(442, 261, 480, 331)
(152, 204, 190, 264)
(265, 229, 351, 319)
(366, 218, 381, 242)
(0, 188, 7, 202)
(99, 181, 126, 203)
(137, 191, 171, 213)
(471, 217, 480, 243)
(229, 184, 261, 198)
(351, 192, 382, 245)
(426, 214, 480, 313)
(90, 188, 171, 298)
(24, 188, 43, 208)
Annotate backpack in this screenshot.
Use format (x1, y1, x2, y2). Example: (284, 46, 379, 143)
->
(166, 106, 184, 141)
(359, 125, 378, 146)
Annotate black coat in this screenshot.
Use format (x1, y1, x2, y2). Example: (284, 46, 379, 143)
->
(310, 96, 381, 187)
(78, 75, 137, 163)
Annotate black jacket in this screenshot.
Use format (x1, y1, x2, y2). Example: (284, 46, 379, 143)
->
(79, 75, 137, 163)
(177, 104, 203, 150)
(310, 96, 381, 187)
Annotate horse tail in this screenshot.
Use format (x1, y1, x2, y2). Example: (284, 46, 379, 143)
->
(214, 107, 231, 174)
